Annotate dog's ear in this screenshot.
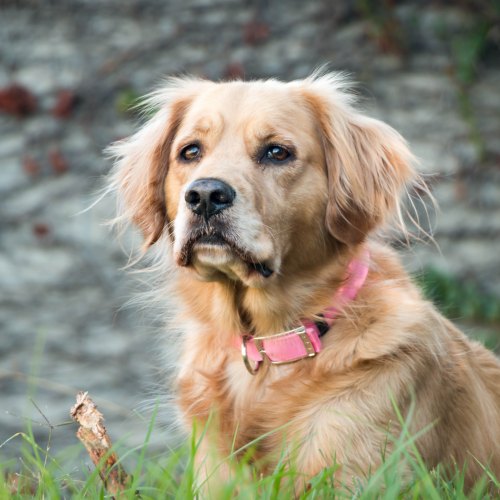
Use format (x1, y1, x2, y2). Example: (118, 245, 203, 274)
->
(301, 75, 416, 246)
(107, 79, 201, 248)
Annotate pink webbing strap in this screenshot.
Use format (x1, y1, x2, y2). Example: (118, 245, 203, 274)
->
(239, 249, 370, 373)
(321, 248, 371, 327)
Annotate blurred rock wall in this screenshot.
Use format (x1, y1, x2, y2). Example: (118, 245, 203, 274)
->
(0, 0, 498, 456)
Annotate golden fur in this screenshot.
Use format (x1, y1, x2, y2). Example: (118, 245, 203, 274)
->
(108, 73, 500, 490)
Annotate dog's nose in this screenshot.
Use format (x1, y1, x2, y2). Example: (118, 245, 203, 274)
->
(184, 178, 236, 220)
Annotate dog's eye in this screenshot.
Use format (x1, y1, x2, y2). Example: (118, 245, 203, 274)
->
(180, 144, 201, 162)
(263, 145, 292, 163)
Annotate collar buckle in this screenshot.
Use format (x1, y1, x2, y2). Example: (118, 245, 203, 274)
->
(241, 325, 318, 375)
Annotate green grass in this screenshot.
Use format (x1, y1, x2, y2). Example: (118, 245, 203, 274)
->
(415, 267, 500, 356)
(1, 404, 499, 498)
(417, 267, 500, 324)
(436, 0, 499, 160)
(116, 88, 141, 116)
(2, 270, 499, 498)
(416, 267, 500, 355)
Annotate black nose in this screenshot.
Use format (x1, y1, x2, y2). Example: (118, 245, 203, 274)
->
(184, 178, 236, 221)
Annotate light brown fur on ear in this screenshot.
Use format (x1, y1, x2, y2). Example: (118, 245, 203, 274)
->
(107, 79, 207, 249)
(301, 76, 416, 245)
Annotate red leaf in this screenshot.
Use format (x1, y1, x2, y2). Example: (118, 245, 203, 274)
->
(243, 20, 270, 45)
(224, 62, 246, 80)
(0, 83, 37, 117)
(33, 222, 50, 239)
(22, 155, 41, 177)
(52, 89, 78, 119)
(49, 148, 69, 175)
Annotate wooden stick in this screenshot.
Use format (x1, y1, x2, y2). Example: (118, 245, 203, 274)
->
(70, 391, 131, 495)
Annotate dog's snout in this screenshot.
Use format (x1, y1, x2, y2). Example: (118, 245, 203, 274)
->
(185, 178, 236, 220)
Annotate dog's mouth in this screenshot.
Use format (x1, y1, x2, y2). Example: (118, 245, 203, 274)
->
(178, 228, 274, 278)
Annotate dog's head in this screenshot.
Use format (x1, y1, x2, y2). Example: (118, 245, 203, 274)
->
(109, 74, 415, 287)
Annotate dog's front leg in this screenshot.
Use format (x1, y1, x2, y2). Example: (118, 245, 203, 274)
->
(192, 429, 234, 498)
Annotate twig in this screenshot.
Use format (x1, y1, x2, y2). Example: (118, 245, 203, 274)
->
(29, 398, 53, 468)
(70, 391, 131, 496)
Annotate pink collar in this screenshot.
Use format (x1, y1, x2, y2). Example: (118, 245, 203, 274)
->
(239, 249, 370, 374)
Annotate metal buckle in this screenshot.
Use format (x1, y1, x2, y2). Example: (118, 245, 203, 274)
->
(241, 335, 260, 375)
(241, 326, 317, 373)
(267, 325, 317, 365)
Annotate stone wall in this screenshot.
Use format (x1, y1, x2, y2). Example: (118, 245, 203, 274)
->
(0, 0, 498, 457)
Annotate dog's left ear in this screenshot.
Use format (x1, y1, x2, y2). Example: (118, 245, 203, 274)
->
(301, 75, 416, 246)
(106, 80, 202, 249)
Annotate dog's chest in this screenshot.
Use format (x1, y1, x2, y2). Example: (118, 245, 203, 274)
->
(178, 330, 317, 451)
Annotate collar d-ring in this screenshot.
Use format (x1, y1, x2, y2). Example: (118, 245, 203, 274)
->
(241, 335, 260, 375)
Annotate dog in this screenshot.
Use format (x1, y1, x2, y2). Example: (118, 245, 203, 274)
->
(108, 73, 500, 490)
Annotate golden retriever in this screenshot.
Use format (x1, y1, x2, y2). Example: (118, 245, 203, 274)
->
(108, 73, 500, 490)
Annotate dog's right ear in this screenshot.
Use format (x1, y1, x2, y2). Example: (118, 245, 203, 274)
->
(106, 79, 203, 249)
(299, 73, 416, 246)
